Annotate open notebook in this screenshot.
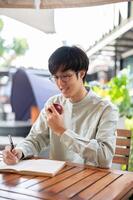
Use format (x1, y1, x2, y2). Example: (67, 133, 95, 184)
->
(0, 159, 66, 177)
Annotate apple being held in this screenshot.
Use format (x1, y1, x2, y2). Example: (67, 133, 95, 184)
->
(53, 103, 63, 114)
(48, 103, 63, 114)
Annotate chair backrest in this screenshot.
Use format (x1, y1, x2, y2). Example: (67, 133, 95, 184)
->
(113, 129, 132, 168)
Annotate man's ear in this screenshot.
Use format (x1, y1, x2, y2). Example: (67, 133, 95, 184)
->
(79, 70, 86, 79)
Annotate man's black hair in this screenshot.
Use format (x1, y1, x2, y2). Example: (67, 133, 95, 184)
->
(48, 46, 89, 82)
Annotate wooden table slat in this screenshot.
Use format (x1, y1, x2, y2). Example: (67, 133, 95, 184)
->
(121, 188, 133, 200)
(0, 174, 35, 186)
(44, 168, 100, 193)
(0, 190, 40, 200)
(0, 185, 68, 200)
(58, 171, 111, 198)
(15, 176, 49, 188)
(14, 165, 74, 189)
(90, 174, 133, 200)
(73, 173, 121, 199)
(0, 174, 22, 184)
(29, 166, 85, 191)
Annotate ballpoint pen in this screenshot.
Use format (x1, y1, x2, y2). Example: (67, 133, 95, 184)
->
(8, 135, 15, 151)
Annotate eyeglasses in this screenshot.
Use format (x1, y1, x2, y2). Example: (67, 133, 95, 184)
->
(49, 72, 78, 83)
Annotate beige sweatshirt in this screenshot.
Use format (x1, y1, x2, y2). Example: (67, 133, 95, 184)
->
(18, 89, 118, 168)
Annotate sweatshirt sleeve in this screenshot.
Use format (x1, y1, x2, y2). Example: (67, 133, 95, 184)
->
(17, 109, 50, 158)
(60, 105, 118, 168)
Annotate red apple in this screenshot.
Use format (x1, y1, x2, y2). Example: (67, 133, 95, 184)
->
(53, 103, 63, 114)
(48, 103, 63, 114)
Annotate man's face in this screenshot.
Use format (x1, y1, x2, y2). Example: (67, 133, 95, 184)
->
(51, 70, 85, 101)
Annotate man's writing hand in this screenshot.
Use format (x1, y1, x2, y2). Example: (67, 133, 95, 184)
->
(2, 146, 23, 165)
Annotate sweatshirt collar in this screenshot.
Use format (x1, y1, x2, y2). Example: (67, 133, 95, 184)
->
(68, 89, 97, 107)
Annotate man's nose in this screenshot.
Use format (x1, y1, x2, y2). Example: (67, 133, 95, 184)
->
(57, 78, 66, 86)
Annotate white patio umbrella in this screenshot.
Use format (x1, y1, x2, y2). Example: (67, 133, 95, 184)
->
(0, 8, 55, 33)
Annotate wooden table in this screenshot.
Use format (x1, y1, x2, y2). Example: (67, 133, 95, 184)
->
(0, 155, 133, 200)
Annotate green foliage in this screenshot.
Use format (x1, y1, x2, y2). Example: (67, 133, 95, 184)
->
(0, 37, 7, 56)
(125, 117, 133, 131)
(12, 38, 29, 55)
(0, 18, 4, 31)
(108, 75, 133, 119)
(0, 18, 29, 68)
(92, 74, 133, 119)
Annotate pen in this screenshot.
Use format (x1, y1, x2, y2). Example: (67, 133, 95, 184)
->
(8, 135, 15, 151)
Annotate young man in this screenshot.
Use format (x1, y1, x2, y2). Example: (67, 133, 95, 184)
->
(3, 46, 118, 168)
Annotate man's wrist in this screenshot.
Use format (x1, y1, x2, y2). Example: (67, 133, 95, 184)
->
(58, 128, 66, 135)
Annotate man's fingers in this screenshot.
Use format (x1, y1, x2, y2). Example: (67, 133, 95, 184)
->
(3, 149, 18, 161)
(46, 104, 52, 113)
(2, 146, 21, 165)
(12, 149, 22, 160)
(5, 145, 12, 151)
(50, 104, 59, 114)
(3, 157, 18, 165)
(12, 148, 18, 155)
(3, 150, 12, 160)
(46, 104, 59, 115)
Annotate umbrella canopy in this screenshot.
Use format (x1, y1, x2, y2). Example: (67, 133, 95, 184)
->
(26, 70, 60, 110)
(0, 0, 127, 9)
(11, 69, 59, 121)
(0, 8, 55, 33)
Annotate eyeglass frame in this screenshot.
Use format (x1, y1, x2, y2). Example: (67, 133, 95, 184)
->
(49, 71, 79, 83)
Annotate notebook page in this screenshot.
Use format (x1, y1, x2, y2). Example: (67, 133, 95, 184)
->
(0, 159, 66, 175)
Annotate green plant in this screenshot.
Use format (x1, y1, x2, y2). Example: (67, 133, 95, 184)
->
(92, 74, 133, 119)
(108, 75, 133, 119)
(0, 18, 29, 68)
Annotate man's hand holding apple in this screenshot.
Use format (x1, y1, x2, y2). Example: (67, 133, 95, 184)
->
(46, 103, 66, 136)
